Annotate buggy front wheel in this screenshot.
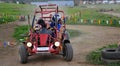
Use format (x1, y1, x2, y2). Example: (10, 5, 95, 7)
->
(19, 45, 28, 64)
(63, 43, 73, 61)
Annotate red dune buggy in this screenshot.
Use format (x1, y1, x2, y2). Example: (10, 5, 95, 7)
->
(19, 4, 73, 64)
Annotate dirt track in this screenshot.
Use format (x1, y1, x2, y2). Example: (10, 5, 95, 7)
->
(102, 12, 120, 17)
(0, 21, 120, 66)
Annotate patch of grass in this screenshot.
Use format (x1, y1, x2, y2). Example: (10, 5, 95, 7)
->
(64, 6, 80, 15)
(0, 15, 16, 24)
(13, 25, 80, 40)
(0, 3, 35, 15)
(0, 3, 35, 24)
(65, 5, 120, 27)
(67, 29, 80, 38)
(86, 44, 119, 66)
(13, 25, 29, 40)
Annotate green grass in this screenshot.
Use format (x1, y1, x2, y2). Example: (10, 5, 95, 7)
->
(86, 44, 120, 66)
(0, 3, 35, 15)
(0, 3, 35, 24)
(67, 29, 80, 38)
(64, 6, 80, 15)
(94, 4, 120, 13)
(13, 25, 29, 40)
(13, 25, 80, 40)
(65, 5, 120, 27)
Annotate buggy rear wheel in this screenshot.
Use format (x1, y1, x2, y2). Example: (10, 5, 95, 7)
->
(63, 43, 73, 61)
(19, 45, 28, 64)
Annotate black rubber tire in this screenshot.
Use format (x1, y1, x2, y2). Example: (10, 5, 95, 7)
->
(19, 45, 28, 64)
(101, 57, 120, 64)
(116, 46, 120, 51)
(63, 43, 73, 61)
(101, 48, 120, 60)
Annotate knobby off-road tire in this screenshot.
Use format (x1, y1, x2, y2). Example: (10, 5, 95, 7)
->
(101, 48, 120, 60)
(63, 43, 73, 61)
(19, 45, 28, 64)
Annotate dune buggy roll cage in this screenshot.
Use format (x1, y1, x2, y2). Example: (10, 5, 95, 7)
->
(32, 4, 65, 28)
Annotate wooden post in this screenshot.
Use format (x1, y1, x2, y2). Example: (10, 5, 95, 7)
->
(119, 20, 120, 24)
(91, 20, 93, 24)
(84, 19, 86, 23)
(0, 40, 2, 47)
(110, 19, 112, 25)
(94, 19, 96, 24)
(81, 19, 83, 23)
(106, 20, 109, 24)
(98, 19, 101, 24)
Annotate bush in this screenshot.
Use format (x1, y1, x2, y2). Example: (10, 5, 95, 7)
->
(13, 25, 29, 40)
(0, 15, 17, 24)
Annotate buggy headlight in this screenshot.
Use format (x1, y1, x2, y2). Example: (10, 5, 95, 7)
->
(27, 42, 32, 47)
(55, 42, 60, 47)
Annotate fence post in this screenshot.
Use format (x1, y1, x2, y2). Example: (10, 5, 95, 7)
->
(106, 20, 109, 24)
(74, 18, 77, 23)
(91, 20, 93, 24)
(0, 40, 2, 47)
(98, 19, 101, 24)
(84, 19, 86, 23)
(3, 41, 7, 47)
(94, 19, 96, 24)
(119, 20, 120, 25)
(113, 19, 117, 25)
(81, 19, 83, 23)
(110, 19, 112, 25)
(88, 19, 90, 24)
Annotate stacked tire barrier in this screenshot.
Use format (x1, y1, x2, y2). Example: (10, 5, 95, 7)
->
(101, 48, 120, 63)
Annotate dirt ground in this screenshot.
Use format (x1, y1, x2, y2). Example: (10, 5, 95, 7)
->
(102, 11, 120, 17)
(0, 20, 120, 66)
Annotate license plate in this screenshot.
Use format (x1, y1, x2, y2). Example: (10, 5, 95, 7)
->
(37, 47, 49, 51)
